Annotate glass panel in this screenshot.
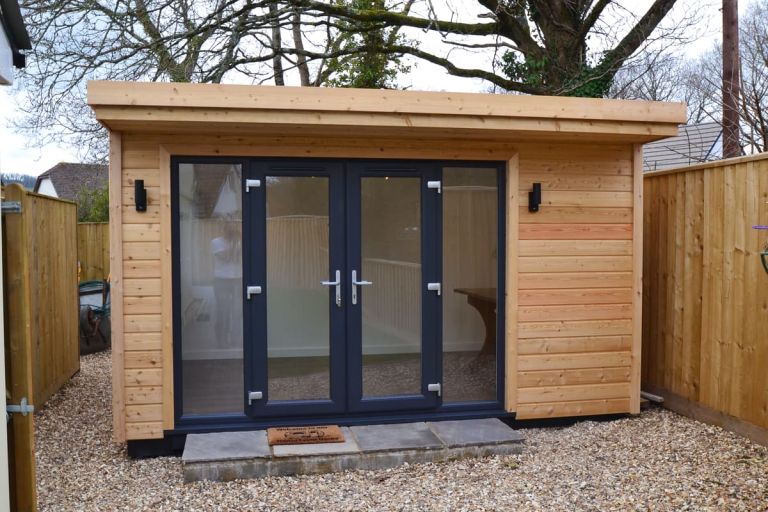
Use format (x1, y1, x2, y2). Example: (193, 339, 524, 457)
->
(179, 163, 244, 415)
(361, 177, 421, 397)
(442, 167, 498, 402)
(266, 176, 331, 401)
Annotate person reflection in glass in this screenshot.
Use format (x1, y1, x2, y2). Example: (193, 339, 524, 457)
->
(211, 218, 242, 348)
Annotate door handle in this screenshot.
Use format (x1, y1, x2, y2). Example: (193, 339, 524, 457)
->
(351, 270, 372, 305)
(321, 269, 342, 307)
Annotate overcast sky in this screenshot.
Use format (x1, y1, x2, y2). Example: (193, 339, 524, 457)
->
(0, 0, 747, 176)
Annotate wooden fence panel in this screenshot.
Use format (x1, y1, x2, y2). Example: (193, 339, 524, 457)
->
(77, 222, 110, 281)
(2, 184, 80, 409)
(643, 154, 768, 435)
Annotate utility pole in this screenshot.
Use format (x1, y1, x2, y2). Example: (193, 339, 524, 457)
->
(722, 0, 741, 158)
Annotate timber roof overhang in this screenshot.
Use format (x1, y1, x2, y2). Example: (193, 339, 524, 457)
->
(87, 81, 686, 144)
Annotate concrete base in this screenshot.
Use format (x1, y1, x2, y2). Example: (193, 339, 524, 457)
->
(182, 418, 524, 482)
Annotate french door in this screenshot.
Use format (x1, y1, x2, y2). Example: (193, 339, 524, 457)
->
(244, 160, 442, 417)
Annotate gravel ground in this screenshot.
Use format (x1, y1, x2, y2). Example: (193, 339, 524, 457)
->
(36, 351, 768, 511)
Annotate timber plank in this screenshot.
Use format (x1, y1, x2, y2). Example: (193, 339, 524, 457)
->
(517, 351, 632, 371)
(125, 386, 163, 405)
(518, 303, 632, 322)
(515, 398, 630, 419)
(519, 223, 632, 240)
(124, 315, 162, 332)
(519, 239, 632, 256)
(519, 288, 633, 306)
(519, 207, 633, 224)
(123, 278, 161, 297)
(518, 319, 633, 339)
(124, 350, 162, 369)
(125, 422, 164, 440)
(519, 272, 632, 289)
(518, 367, 631, 387)
(517, 382, 631, 403)
(517, 335, 632, 355)
(519, 255, 632, 273)
(125, 369, 163, 387)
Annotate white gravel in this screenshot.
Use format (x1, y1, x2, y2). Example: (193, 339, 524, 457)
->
(35, 350, 768, 511)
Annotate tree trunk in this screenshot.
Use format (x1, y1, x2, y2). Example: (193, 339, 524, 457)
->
(270, 3, 286, 86)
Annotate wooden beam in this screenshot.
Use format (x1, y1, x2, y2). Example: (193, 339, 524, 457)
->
(87, 81, 687, 124)
(631, 143, 644, 414)
(159, 145, 174, 431)
(109, 131, 126, 443)
(506, 154, 519, 413)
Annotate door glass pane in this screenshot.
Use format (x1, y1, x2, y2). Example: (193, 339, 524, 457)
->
(442, 167, 498, 402)
(179, 163, 243, 415)
(361, 177, 421, 397)
(267, 176, 330, 401)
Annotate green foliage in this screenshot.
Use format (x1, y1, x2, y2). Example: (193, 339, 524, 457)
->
(77, 185, 109, 222)
(499, 51, 614, 98)
(325, 0, 410, 89)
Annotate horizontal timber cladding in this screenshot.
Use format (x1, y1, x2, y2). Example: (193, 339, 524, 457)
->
(514, 142, 640, 419)
(114, 131, 644, 440)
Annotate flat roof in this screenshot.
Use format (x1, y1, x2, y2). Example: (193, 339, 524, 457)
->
(88, 81, 686, 143)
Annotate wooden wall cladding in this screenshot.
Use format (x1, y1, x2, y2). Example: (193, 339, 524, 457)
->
(514, 143, 639, 419)
(642, 155, 768, 430)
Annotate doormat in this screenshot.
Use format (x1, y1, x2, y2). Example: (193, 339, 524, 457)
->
(267, 425, 345, 445)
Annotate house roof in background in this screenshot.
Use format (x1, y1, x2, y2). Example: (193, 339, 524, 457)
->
(643, 122, 722, 172)
(34, 162, 108, 201)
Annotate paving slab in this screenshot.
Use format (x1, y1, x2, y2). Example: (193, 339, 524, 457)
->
(272, 427, 360, 457)
(182, 431, 270, 463)
(351, 422, 443, 452)
(182, 418, 525, 482)
(427, 418, 525, 447)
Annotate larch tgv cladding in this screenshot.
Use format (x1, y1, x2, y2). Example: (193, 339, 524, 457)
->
(120, 133, 166, 440)
(514, 143, 640, 419)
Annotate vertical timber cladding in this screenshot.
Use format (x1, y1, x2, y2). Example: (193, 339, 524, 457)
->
(515, 143, 639, 419)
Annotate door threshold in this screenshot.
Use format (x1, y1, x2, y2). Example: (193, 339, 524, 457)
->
(171, 408, 512, 437)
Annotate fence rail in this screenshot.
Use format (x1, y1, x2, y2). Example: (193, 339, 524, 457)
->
(77, 222, 110, 281)
(642, 153, 768, 438)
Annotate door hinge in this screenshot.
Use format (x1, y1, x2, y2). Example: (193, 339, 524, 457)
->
(427, 180, 442, 194)
(427, 383, 441, 397)
(245, 179, 261, 192)
(6, 397, 34, 422)
(427, 282, 441, 296)
(248, 391, 263, 404)
(1, 201, 22, 214)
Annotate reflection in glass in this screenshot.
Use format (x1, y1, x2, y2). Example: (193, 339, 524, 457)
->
(361, 177, 422, 397)
(442, 167, 498, 402)
(179, 163, 244, 415)
(266, 176, 331, 401)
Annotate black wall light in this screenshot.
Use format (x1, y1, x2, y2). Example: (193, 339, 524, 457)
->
(135, 179, 147, 212)
(528, 182, 542, 213)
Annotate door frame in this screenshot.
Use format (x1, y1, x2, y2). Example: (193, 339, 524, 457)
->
(171, 156, 506, 431)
